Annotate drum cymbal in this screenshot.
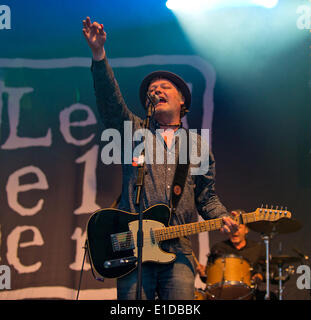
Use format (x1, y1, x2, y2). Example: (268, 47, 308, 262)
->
(247, 218, 301, 235)
(258, 255, 301, 265)
(270, 255, 301, 265)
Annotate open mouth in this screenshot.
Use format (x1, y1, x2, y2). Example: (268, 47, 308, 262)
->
(231, 234, 239, 238)
(156, 97, 168, 105)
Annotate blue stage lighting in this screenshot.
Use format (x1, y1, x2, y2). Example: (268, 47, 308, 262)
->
(166, 0, 279, 12)
(253, 0, 278, 9)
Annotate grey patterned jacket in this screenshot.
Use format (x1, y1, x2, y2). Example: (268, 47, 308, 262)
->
(91, 57, 229, 254)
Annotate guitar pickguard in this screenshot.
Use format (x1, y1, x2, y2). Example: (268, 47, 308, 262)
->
(128, 220, 176, 264)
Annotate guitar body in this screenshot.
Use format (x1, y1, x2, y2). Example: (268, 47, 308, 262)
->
(87, 204, 175, 278)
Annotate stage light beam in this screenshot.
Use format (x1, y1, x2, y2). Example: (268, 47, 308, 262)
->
(253, 0, 279, 9)
(165, 0, 279, 12)
(165, 1, 301, 77)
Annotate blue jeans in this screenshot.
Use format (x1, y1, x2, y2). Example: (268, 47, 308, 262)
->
(117, 253, 195, 300)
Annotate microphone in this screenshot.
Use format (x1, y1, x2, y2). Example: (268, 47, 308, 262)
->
(293, 247, 309, 260)
(147, 93, 160, 106)
(104, 256, 137, 269)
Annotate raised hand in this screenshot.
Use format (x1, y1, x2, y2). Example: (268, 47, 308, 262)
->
(82, 16, 107, 61)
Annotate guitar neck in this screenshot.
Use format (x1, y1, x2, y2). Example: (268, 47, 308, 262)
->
(153, 210, 270, 242)
(154, 217, 226, 242)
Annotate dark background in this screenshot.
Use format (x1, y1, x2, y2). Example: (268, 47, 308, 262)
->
(0, 0, 310, 299)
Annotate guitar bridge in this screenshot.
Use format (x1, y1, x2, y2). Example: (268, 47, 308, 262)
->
(111, 231, 134, 252)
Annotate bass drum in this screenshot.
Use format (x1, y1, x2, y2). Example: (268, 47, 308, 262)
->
(206, 254, 254, 300)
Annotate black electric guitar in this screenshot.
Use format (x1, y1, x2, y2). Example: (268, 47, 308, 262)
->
(86, 204, 292, 279)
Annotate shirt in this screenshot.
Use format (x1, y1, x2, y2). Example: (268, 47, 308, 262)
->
(91, 57, 229, 254)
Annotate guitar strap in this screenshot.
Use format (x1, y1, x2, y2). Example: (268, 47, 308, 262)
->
(110, 194, 121, 208)
(169, 128, 190, 214)
(111, 129, 190, 211)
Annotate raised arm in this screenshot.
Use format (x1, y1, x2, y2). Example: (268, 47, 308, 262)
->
(82, 17, 139, 131)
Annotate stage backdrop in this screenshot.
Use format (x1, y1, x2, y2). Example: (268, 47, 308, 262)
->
(0, 0, 310, 300)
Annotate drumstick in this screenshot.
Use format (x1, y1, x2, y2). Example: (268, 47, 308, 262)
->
(192, 251, 200, 267)
(192, 251, 209, 279)
(192, 252, 215, 300)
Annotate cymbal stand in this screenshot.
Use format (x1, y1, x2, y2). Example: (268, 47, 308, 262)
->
(278, 263, 284, 300)
(277, 241, 283, 300)
(262, 234, 273, 300)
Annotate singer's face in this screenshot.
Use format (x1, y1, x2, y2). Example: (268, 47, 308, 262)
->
(147, 79, 184, 122)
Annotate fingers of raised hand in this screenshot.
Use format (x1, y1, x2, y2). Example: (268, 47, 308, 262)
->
(99, 24, 105, 35)
(83, 17, 91, 30)
(82, 19, 90, 39)
(89, 21, 103, 35)
(85, 16, 91, 27)
(83, 17, 105, 34)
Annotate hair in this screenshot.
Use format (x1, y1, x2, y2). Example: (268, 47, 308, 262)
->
(180, 103, 189, 118)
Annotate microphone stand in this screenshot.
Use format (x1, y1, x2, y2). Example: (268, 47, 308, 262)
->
(134, 93, 156, 300)
(76, 240, 105, 300)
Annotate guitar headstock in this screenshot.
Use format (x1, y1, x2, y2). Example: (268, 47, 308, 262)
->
(254, 205, 292, 222)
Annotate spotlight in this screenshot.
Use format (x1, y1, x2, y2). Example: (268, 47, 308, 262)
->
(252, 0, 279, 9)
(165, 0, 279, 12)
(166, 0, 208, 12)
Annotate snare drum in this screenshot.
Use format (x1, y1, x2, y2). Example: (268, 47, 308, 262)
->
(206, 254, 253, 300)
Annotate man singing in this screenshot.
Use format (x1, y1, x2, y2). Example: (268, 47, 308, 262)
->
(83, 16, 238, 300)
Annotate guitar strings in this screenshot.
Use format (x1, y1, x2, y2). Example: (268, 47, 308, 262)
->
(113, 212, 284, 251)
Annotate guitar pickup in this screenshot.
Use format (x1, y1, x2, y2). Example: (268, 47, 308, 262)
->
(111, 231, 135, 252)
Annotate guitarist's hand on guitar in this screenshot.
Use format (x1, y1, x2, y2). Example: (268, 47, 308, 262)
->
(220, 211, 239, 235)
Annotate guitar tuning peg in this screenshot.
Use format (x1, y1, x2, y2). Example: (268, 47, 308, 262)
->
(270, 205, 273, 209)
(276, 206, 279, 210)
(280, 206, 283, 210)
(265, 204, 268, 209)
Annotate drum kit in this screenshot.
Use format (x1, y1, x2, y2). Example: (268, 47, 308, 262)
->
(195, 215, 303, 300)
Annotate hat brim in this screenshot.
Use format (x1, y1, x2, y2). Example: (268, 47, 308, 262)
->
(139, 71, 191, 110)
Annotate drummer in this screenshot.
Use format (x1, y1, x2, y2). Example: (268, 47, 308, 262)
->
(197, 217, 265, 285)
